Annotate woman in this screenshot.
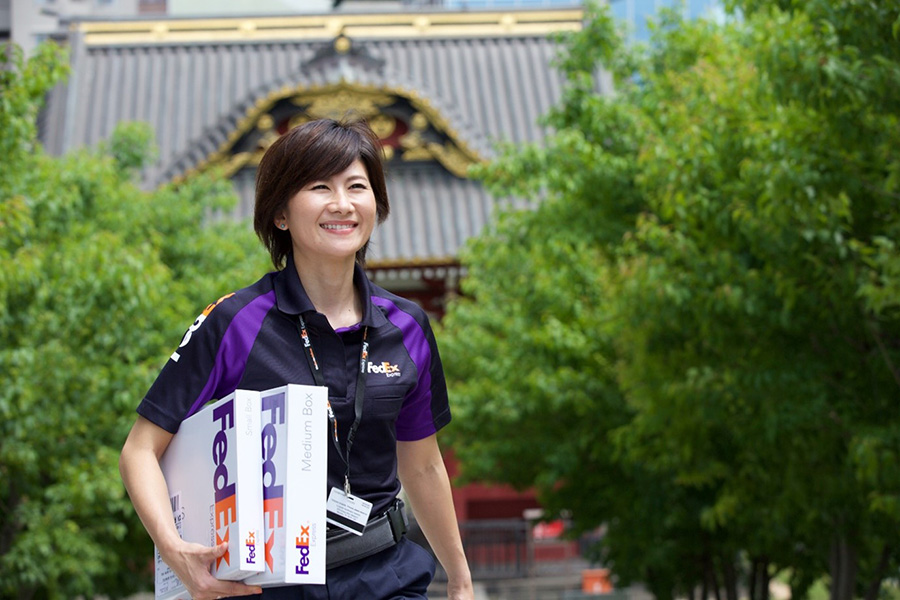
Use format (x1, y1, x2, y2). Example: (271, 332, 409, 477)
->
(119, 118, 474, 600)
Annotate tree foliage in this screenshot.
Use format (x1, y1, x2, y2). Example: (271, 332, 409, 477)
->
(439, 1, 900, 599)
(0, 43, 268, 599)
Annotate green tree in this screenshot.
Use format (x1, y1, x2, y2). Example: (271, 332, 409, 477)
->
(439, 1, 900, 599)
(0, 43, 268, 599)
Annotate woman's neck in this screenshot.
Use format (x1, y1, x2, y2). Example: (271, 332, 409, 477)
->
(292, 253, 362, 330)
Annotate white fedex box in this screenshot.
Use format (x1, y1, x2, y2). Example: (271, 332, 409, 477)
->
(245, 384, 328, 587)
(155, 390, 265, 600)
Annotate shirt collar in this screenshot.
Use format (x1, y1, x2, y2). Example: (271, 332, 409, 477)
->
(273, 252, 387, 329)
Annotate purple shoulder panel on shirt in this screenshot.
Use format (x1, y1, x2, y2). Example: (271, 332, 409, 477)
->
(371, 295, 436, 440)
(186, 290, 277, 418)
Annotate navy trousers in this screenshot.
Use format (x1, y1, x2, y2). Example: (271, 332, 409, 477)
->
(252, 538, 436, 600)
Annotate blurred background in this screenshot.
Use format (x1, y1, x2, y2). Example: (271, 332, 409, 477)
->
(2, 0, 899, 598)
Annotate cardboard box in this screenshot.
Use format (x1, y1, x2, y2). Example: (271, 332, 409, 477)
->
(245, 384, 328, 587)
(155, 390, 265, 600)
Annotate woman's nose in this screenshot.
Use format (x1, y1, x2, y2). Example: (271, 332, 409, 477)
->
(330, 189, 352, 212)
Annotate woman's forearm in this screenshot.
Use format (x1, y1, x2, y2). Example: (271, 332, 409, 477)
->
(119, 418, 182, 551)
(397, 436, 473, 599)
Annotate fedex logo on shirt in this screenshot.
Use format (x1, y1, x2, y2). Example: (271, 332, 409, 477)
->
(368, 361, 401, 377)
(171, 293, 234, 362)
(260, 393, 285, 573)
(212, 400, 237, 570)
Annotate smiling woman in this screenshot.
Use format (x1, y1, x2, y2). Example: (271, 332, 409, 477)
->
(253, 119, 391, 271)
(119, 117, 474, 600)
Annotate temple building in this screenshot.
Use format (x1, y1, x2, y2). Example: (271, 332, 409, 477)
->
(39, 7, 614, 315)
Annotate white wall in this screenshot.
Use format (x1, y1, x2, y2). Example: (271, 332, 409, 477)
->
(168, 0, 330, 16)
(11, 0, 140, 54)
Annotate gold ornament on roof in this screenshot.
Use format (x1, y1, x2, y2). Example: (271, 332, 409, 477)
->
(398, 129, 431, 161)
(81, 10, 583, 46)
(400, 130, 423, 150)
(411, 112, 428, 131)
(368, 114, 396, 139)
(305, 89, 393, 120)
(257, 114, 274, 131)
(326, 18, 343, 36)
(427, 142, 470, 178)
(334, 35, 351, 54)
(402, 147, 433, 161)
(289, 113, 310, 129)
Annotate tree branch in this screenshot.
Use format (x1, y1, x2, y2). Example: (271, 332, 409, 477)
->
(862, 544, 891, 600)
(871, 325, 900, 391)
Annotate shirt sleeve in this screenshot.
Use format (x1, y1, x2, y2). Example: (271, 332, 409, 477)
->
(137, 290, 275, 433)
(394, 309, 452, 442)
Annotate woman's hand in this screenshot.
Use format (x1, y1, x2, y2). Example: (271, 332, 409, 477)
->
(158, 540, 262, 600)
(445, 576, 476, 600)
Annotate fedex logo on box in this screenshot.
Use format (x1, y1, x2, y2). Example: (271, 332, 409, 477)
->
(261, 392, 285, 573)
(245, 532, 257, 565)
(294, 522, 314, 575)
(212, 400, 237, 570)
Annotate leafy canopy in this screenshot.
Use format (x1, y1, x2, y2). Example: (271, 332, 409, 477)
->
(439, 0, 900, 598)
(0, 43, 268, 599)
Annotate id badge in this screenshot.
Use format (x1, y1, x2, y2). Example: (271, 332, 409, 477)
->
(326, 487, 373, 536)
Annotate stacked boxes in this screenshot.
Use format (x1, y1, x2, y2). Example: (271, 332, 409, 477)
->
(156, 390, 265, 600)
(155, 385, 327, 598)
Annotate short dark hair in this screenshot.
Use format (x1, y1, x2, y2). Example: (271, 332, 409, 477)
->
(253, 117, 390, 269)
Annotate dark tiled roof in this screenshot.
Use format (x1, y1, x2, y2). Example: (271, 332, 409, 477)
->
(41, 9, 606, 268)
(373, 162, 532, 267)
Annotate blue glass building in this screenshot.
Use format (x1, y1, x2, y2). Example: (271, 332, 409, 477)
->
(434, 0, 724, 41)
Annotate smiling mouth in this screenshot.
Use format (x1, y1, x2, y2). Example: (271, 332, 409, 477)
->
(321, 224, 356, 230)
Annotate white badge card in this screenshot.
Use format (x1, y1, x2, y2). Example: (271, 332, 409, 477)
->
(326, 488, 372, 536)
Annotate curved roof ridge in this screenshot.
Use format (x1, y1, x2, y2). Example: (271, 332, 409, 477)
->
(158, 52, 491, 185)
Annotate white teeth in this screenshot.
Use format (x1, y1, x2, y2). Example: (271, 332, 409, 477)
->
(321, 224, 354, 230)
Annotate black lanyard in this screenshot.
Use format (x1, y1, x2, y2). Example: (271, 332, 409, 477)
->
(297, 313, 368, 496)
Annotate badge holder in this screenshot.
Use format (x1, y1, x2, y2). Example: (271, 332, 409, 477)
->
(326, 481, 373, 536)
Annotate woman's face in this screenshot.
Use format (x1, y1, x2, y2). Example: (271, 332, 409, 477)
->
(278, 159, 377, 264)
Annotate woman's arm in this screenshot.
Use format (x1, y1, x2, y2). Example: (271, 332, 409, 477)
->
(119, 416, 262, 599)
(397, 435, 474, 600)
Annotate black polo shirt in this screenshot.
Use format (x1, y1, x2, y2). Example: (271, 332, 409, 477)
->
(138, 254, 452, 516)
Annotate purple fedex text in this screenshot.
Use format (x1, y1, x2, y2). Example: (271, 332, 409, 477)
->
(261, 393, 285, 573)
(212, 400, 237, 568)
(295, 524, 312, 575)
(245, 532, 257, 565)
(261, 393, 285, 505)
(212, 400, 237, 508)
